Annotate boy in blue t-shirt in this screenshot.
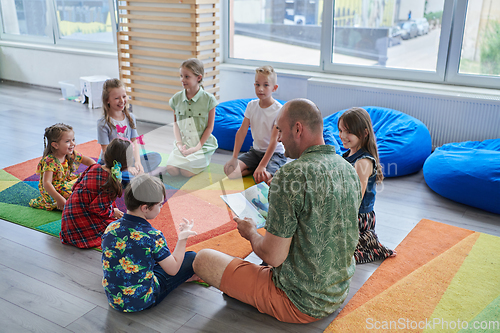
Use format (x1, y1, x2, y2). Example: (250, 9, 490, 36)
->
(101, 174, 197, 312)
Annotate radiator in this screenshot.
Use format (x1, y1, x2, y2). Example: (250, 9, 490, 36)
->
(306, 78, 500, 149)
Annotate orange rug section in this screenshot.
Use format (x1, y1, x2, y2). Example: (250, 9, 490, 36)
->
(338, 219, 475, 318)
(187, 227, 266, 257)
(4, 157, 40, 181)
(323, 219, 500, 333)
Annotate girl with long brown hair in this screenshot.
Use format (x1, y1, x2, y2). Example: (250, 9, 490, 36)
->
(97, 79, 162, 183)
(338, 107, 396, 264)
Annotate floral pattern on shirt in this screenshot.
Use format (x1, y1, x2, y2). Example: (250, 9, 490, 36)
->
(29, 152, 83, 210)
(101, 214, 171, 312)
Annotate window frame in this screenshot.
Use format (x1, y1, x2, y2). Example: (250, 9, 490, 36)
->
(222, 0, 325, 73)
(0, 0, 118, 52)
(446, 0, 500, 88)
(223, 0, 500, 90)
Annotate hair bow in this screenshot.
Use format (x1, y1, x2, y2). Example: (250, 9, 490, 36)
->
(136, 135, 145, 145)
(111, 160, 122, 182)
(116, 124, 127, 134)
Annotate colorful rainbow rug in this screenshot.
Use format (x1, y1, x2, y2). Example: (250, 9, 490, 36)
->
(325, 219, 500, 333)
(0, 140, 260, 258)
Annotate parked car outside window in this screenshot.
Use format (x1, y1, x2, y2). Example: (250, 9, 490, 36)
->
(414, 18, 430, 35)
(389, 26, 402, 47)
(398, 21, 418, 40)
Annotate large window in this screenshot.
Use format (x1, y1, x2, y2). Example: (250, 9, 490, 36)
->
(0, 0, 116, 48)
(226, 0, 500, 89)
(0, 0, 52, 41)
(229, 0, 323, 66)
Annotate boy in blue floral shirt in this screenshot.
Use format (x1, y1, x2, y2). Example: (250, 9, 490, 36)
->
(101, 174, 197, 312)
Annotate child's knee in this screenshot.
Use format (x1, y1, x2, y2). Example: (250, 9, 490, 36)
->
(227, 169, 241, 179)
(166, 165, 179, 176)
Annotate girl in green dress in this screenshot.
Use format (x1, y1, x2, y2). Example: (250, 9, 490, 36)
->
(165, 58, 218, 177)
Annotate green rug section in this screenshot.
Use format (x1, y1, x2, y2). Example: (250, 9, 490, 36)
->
(161, 173, 191, 190)
(155, 153, 228, 191)
(179, 163, 227, 191)
(35, 220, 62, 237)
(458, 295, 500, 332)
(0, 169, 19, 181)
(0, 202, 61, 228)
(0, 181, 39, 206)
(158, 152, 170, 167)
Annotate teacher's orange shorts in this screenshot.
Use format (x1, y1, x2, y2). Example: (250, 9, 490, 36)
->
(220, 258, 319, 324)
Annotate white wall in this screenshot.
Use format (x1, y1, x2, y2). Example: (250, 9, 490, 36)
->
(426, 0, 445, 14)
(398, 0, 425, 21)
(461, 0, 483, 61)
(233, 0, 263, 24)
(0, 44, 119, 88)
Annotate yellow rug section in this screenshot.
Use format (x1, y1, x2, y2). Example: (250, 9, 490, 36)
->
(0, 181, 19, 192)
(0, 170, 20, 191)
(425, 233, 500, 332)
(325, 232, 479, 332)
(186, 176, 257, 210)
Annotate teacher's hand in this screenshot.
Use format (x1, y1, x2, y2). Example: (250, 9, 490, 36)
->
(234, 216, 257, 241)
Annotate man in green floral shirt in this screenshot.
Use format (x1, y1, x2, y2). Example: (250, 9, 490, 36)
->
(194, 98, 361, 323)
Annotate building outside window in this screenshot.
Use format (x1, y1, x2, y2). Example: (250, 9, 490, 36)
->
(0, 0, 116, 48)
(0, 0, 499, 88)
(226, 0, 500, 88)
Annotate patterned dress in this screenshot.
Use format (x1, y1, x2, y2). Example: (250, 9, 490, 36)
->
(60, 164, 117, 249)
(343, 149, 395, 264)
(29, 152, 83, 211)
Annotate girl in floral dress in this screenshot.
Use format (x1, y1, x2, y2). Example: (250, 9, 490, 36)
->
(29, 123, 95, 211)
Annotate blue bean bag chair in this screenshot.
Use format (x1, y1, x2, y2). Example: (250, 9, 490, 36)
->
(214, 98, 287, 152)
(323, 106, 432, 177)
(423, 139, 500, 214)
(323, 126, 342, 155)
(215, 98, 343, 154)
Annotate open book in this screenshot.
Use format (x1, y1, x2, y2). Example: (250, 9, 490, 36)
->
(220, 182, 269, 228)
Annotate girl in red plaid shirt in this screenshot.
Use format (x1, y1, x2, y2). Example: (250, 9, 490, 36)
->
(60, 138, 132, 248)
